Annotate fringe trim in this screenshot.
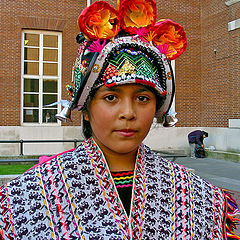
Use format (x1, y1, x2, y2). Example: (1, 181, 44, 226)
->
(223, 190, 240, 239)
(0, 228, 3, 240)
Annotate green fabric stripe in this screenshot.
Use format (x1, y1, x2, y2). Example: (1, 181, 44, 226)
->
(114, 179, 133, 185)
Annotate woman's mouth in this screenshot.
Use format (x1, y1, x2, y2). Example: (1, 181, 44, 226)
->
(114, 129, 137, 137)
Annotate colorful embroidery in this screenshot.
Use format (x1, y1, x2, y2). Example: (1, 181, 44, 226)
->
(111, 171, 134, 189)
(5, 184, 16, 239)
(224, 190, 240, 239)
(57, 155, 85, 239)
(130, 145, 146, 239)
(84, 139, 130, 238)
(36, 167, 56, 239)
(101, 49, 166, 95)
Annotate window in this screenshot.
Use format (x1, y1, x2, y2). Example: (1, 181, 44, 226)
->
(228, 18, 240, 31)
(21, 30, 62, 124)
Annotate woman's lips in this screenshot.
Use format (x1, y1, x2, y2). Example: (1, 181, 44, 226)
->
(114, 129, 137, 137)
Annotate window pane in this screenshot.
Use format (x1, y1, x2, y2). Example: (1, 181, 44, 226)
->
(43, 94, 57, 106)
(43, 109, 57, 123)
(23, 109, 39, 123)
(43, 49, 58, 62)
(43, 79, 57, 93)
(43, 35, 58, 48)
(24, 94, 39, 107)
(24, 48, 39, 61)
(24, 79, 39, 92)
(22, 31, 61, 124)
(43, 63, 58, 76)
(24, 33, 39, 47)
(24, 62, 39, 75)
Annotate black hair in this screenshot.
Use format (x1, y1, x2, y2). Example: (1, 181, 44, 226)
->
(82, 85, 164, 139)
(202, 131, 208, 137)
(81, 87, 98, 139)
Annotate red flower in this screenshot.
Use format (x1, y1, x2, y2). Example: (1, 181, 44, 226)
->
(151, 19, 187, 60)
(119, 0, 156, 34)
(78, 1, 120, 41)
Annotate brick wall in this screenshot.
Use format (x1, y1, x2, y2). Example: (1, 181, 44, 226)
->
(0, 0, 85, 126)
(201, 0, 240, 127)
(0, 0, 239, 127)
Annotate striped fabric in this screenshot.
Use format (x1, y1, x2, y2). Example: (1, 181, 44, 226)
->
(111, 171, 134, 189)
(111, 171, 134, 215)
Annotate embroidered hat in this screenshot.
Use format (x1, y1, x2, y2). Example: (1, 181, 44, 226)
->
(94, 44, 167, 95)
(56, 0, 187, 125)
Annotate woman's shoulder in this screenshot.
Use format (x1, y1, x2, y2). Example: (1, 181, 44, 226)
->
(0, 142, 88, 189)
(0, 142, 90, 240)
(143, 145, 240, 239)
(143, 144, 223, 193)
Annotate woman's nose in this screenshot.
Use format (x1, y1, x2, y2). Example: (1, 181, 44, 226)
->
(119, 99, 136, 120)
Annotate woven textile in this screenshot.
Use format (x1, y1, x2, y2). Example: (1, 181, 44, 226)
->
(111, 171, 134, 189)
(101, 49, 164, 94)
(111, 171, 133, 216)
(0, 138, 236, 239)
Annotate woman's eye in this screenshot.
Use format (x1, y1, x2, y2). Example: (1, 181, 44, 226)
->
(104, 95, 117, 102)
(137, 96, 150, 102)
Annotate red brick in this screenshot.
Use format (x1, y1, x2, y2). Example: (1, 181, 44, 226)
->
(0, 0, 239, 127)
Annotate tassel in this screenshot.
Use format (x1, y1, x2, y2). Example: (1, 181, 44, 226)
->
(223, 190, 240, 239)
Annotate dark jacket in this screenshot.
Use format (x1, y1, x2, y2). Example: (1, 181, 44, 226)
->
(188, 130, 204, 145)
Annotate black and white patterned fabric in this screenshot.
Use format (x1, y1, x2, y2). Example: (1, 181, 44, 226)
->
(0, 138, 230, 239)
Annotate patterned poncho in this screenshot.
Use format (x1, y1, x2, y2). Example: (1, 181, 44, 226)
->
(0, 138, 239, 239)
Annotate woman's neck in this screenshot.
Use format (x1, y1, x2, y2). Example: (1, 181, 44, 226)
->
(104, 149, 137, 172)
(92, 138, 137, 172)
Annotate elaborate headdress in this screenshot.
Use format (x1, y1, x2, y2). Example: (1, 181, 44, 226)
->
(56, 0, 187, 126)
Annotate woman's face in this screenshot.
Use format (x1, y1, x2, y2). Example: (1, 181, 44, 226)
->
(84, 84, 156, 156)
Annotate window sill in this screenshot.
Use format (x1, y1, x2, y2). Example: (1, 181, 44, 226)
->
(225, 0, 240, 6)
(21, 123, 61, 127)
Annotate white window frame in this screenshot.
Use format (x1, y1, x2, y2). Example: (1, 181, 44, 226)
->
(225, 0, 240, 6)
(21, 30, 62, 125)
(228, 18, 240, 31)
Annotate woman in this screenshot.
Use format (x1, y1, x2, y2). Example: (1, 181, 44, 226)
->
(1, 0, 239, 239)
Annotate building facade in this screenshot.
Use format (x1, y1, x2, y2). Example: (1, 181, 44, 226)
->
(0, 0, 239, 155)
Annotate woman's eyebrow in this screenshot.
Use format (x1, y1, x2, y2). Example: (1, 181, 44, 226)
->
(135, 88, 151, 93)
(98, 87, 120, 93)
(97, 86, 151, 94)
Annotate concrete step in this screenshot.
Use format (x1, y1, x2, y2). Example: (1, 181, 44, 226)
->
(0, 155, 40, 159)
(206, 150, 240, 163)
(0, 175, 19, 186)
(0, 155, 40, 165)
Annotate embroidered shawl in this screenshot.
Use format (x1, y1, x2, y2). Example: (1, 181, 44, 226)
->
(0, 138, 239, 239)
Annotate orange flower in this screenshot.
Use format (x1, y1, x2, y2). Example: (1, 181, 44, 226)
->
(78, 1, 120, 41)
(142, 30, 157, 42)
(151, 19, 187, 60)
(119, 0, 156, 34)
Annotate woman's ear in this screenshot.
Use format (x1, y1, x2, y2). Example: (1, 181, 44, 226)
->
(82, 111, 90, 121)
